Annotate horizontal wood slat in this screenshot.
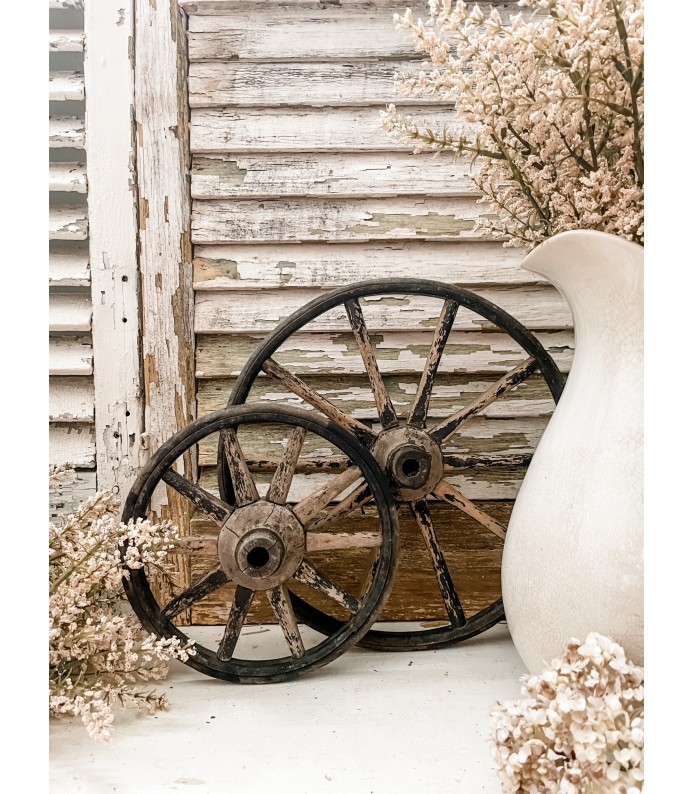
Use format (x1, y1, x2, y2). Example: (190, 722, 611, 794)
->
(197, 373, 556, 421)
(195, 330, 575, 378)
(49, 292, 92, 332)
(49, 206, 88, 240)
(192, 197, 499, 243)
(49, 162, 88, 193)
(189, 61, 434, 108)
(194, 286, 571, 333)
(192, 242, 534, 290)
(191, 107, 469, 153)
(49, 30, 85, 52)
(181, 0, 508, 13)
(49, 377, 95, 423)
(50, 470, 97, 522)
(50, 424, 96, 468)
(49, 116, 86, 148)
(49, 71, 85, 101)
(191, 153, 481, 199)
(49, 249, 90, 286)
(49, 337, 94, 376)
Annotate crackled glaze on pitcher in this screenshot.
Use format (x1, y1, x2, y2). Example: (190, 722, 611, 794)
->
(501, 230, 643, 673)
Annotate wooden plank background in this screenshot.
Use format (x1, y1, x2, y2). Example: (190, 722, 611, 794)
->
(181, 0, 574, 625)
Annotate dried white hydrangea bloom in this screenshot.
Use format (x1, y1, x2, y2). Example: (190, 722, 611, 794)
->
(383, 0, 644, 248)
(49, 470, 194, 742)
(491, 633, 644, 792)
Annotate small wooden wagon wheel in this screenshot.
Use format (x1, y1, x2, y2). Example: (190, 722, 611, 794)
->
(218, 279, 565, 651)
(121, 405, 398, 683)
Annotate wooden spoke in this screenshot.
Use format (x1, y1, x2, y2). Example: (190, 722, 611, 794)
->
(344, 298, 398, 430)
(266, 426, 306, 504)
(292, 466, 364, 526)
(267, 585, 305, 658)
(262, 358, 377, 448)
(162, 469, 232, 527)
(162, 566, 228, 619)
(410, 500, 466, 628)
(357, 546, 381, 599)
(306, 531, 381, 552)
(430, 357, 538, 444)
(310, 481, 372, 529)
(293, 560, 361, 615)
(217, 586, 255, 661)
(432, 480, 507, 540)
(221, 428, 259, 505)
(408, 300, 458, 428)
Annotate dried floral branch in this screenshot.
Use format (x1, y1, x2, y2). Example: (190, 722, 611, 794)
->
(49, 470, 194, 742)
(382, 0, 644, 248)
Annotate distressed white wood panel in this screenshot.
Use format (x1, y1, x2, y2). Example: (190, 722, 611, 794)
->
(192, 242, 536, 290)
(49, 71, 85, 101)
(49, 30, 85, 52)
(198, 375, 556, 420)
(182, 0, 508, 12)
(186, 3, 518, 61)
(196, 415, 550, 465)
(50, 425, 96, 468)
(50, 470, 97, 521)
(135, 0, 196, 520)
(191, 153, 481, 199)
(49, 293, 92, 332)
(85, 0, 146, 492)
(50, 206, 88, 240)
(49, 162, 88, 193)
(191, 107, 469, 153)
(189, 61, 433, 108)
(49, 250, 90, 286)
(197, 467, 525, 504)
(195, 330, 575, 378)
(50, 377, 95, 423)
(50, 0, 84, 8)
(195, 286, 570, 333)
(192, 197, 497, 243)
(49, 116, 85, 148)
(49, 337, 94, 376)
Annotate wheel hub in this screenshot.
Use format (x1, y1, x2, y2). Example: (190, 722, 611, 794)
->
(217, 501, 305, 590)
(371, 426, 443, 501)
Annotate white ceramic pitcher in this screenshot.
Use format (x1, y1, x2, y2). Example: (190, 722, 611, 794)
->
(501, 230, 643, 673)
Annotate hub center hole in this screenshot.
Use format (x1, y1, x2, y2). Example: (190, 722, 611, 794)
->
(247, 546, 270, 569)
(402, 458, 421, 478)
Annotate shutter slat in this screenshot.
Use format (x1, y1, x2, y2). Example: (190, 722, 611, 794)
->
(49, 338, 94, 376)
(50, 377, 95, 423)
(49, 71, 85, 102)
(49, 293, 92, 332)
(49, 425, 96, 468)
(49, 162, 88, 193)
(49, 30, 85, 52)
(49, 116, 86, 149)
(49, 250, 90, 286)
(50, 206, 88, 240)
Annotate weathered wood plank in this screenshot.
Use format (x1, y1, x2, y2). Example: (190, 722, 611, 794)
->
(192, 197, 495, 244)
(189, 60, 436, 108)
(48, 116, 84, 149)
(197, 374, 557, 421)
(49, 249, 90, 286)
(49, 337, 94, 376)
(194, 286, 571, 333)
(191, 153, 482, 199)
(49, 162, 87, 193)
(85, 0, 145, 492)
(192, 242, 535, 290)
(49, 116, 85, 149)
(49, 71, 85, 101)
(181, 0, 515, 14)
(49, 30, 85, 52)
(196, 415, 550, 467)
(50, 424, 96, 468)
(49, 377, 95, 423)
(50, 469, 97, 521)
(191, 107, 471, 153)
(50, 206, 88, 240)
(195, 330, 575, 377)
(187, 500, 508, 624)
(49, 292, 92, 332)
(135, 0, 196, 611)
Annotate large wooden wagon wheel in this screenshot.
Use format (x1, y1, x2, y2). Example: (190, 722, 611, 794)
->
(218, 279, 565, 651)
(122, 405, 399, 683)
